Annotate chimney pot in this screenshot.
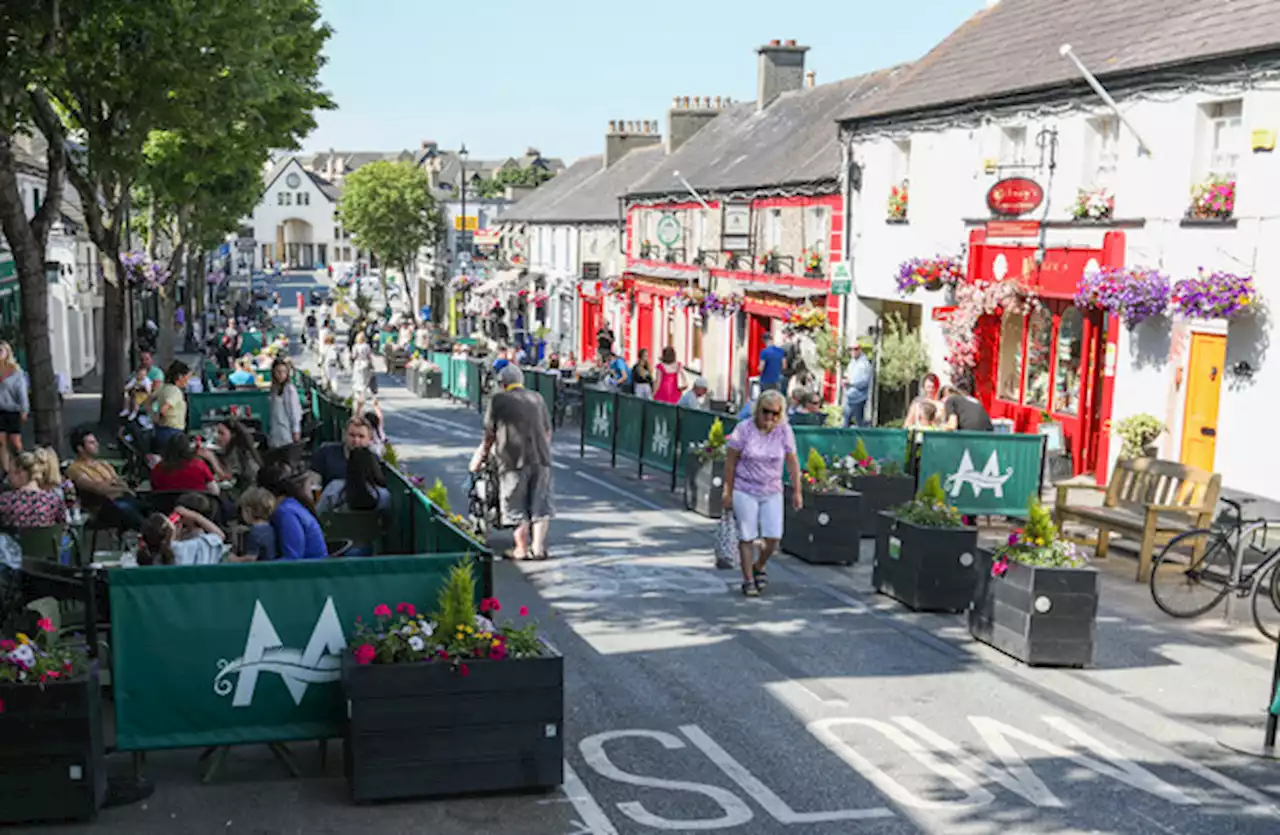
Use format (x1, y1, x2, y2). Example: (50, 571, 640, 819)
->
(703, 96, 710, 108)
(714, 95, 722, 108)
(770, 39, 781, 46)
(682, 96, 690, 108)
(693, 96, 701, 108)
(672, 96, 680, 107)
(609, 120, 617, 132)
(785, 39, 797, 47)
(806, 71, 816, 88)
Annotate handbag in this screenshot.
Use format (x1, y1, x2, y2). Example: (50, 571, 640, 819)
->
(714, 510, 738, 570)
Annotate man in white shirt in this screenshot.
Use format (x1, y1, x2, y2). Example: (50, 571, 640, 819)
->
(677, 377, 711, 410)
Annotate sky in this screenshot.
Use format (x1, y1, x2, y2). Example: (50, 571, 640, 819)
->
(305, 0, 988, 163)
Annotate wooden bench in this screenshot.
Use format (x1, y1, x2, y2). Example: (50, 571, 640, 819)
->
(1054, 458, 1221, 582)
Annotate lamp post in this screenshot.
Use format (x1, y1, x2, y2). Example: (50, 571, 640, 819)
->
(458, 143, 470, 263)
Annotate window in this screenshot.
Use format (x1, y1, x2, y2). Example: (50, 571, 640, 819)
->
(334, 226, 341, 241)
(277, 192, 287, 206)
(1053, 309, 1083, 415)
(1084, 117, 1120, 188)
(298, 192, 310, 206)
(890, 139, 911, 186)
(763, 208, 781, 250)
(997, 311, 1024, 401)
(805, 205, 828, 254)
(692, 209, 707, 255)
(999, 126, 1028, 166)
(1206, 99, 1243, 179)
(1022, 308, 1052, 409)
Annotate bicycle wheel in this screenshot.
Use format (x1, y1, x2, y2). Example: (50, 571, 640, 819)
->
(1249, 561, 1280, 642)
(1150, 528, 1235, 617)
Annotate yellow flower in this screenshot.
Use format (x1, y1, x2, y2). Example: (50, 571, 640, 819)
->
(16, 633, 29, 645)
(465, 625, 474, 634)
(492, 639, 501, 648)
(1034, 538, 1045, 547)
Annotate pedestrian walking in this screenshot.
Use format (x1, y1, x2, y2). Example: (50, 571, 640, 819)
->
(843, 343, 873, 427)
(721, 389, 802, 597)
(476, 365, 554, 561)
(758, 332, 786, 393)
(0, 342, 29, 479)
(266, 359, 303, 451)
(350, 332, 374, 416)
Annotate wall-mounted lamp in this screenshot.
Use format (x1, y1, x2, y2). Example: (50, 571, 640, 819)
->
(1232, 360, 1255, 379)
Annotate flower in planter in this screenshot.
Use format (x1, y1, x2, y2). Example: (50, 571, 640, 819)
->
(1, 623, 87, 685)
(784, 303, 827, 332)
(1074, 267, 1170, 328)
(1171, 269, 1259, 320)
(1114, 413, 1164, 459)
(891, 474, 965, 528)
(1188, 177, 1235, 220)
(802, 249, 824, 276)
(1071, 187, 1114, 221)
(689, 418, 728, 463)
(800, 448, 838, 492)
(887, 181, 908, 221)
(989, 498, 1086, 578)
(895, 256, 962, 296)
(701, 292, 744, 317)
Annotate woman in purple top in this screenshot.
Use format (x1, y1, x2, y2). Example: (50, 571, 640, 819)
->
(721, 389, 802, 597)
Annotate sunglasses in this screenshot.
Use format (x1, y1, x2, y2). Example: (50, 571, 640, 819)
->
(761, 408, 782, 417)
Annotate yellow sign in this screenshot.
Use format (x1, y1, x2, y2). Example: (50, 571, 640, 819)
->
(454, 215, 478, 231)
(1251, 129, 1277, 152)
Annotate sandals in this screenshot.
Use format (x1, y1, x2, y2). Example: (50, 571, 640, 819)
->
(741, 582, 759, 597)
(502, 548, 529, 561)
(752, 567, 769, 592)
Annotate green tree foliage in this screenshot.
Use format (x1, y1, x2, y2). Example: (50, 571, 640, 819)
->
(878, 312, 930, 422)
(473, 165, 553, 199)
(338, 161, 441, 308)
(432, 559, 477, 639)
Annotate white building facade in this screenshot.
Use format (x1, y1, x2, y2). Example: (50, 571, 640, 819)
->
(248, 158, 354, 272)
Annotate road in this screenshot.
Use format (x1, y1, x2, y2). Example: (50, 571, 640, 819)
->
(33, 270, 1280, 835)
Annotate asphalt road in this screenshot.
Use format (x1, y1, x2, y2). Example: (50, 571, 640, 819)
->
(28, 270, 1280, 835)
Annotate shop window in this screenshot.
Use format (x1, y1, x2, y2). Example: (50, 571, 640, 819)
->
(996, 311, 1024, 401)
(805, 205, 828, 254)
(1023, 308, 1052, 409)
(1053, 308, 1083, 415)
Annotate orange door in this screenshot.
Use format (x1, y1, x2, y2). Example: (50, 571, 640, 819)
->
(1180, 332, 1226, 472)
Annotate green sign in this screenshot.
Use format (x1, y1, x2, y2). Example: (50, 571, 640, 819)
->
(792, 426, 910, 470)
(677, 409, 737, 476)
(583, 387, 614, 452)
(917, 431, 1045, 516)
(109, 555, 477, 751)
(615, 394, 644, 461)
(656, 213, 681, 247)
(830, 261, 851, 296)
(189, 391, 272, 432)
(641, 401, 678, 473)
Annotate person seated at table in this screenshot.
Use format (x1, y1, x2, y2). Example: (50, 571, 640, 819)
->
(788, 390, 827, 425)
(66, 429, 145, 529)
(258, 462, 327, 560)
(227, 356, 258, 389)
(151, 433, 219, 495)
(234, 487, 278, 562)
(31, 447, 65, 500)
(202, 418, 261, 487)
(137, 506, 225, 566)
(317, 448, 390, 516)
(0, 451, 67, 531)
(677, 376, 711, 410)
(312, 416, 376, 487)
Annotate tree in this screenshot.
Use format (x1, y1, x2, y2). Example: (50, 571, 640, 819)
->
(338, 161, 442, 317)
(473, 165, 553, 199)
(0, 2, 68, 446)
(876, 312, 930, 423)
(29, 0, 331, 423)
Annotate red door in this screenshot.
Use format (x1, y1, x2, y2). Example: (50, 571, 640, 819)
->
(637, 296, 655, 361)
(746, 314, 769, 377)
(581, 298, 602, 361)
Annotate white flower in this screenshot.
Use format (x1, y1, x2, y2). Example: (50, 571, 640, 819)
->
(6, 644, 35, 667)
(408, 635, 426, 652)
(419, 622, 434, 638)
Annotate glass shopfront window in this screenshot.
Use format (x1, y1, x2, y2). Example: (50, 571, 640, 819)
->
(1054, 308, 1083, 415)
(1023, 308, 1053, 408)
(997, 311, 1024, 401)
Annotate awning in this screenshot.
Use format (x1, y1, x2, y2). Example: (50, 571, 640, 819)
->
(474, 268, 524, 295)
(736, 280, 823, 301)
(626, 263, 699, 281)
(473, 230, 500, 248)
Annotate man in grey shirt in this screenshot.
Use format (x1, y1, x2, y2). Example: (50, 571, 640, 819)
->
(478, 364, 554, 560)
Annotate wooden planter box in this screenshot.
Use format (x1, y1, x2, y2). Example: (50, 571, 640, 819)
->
(684, 458, 726, 519)
(968, 549, 1100, 667)
(873, 511, 979, 612)
(844, 474, 915, 538)
(781, 489, 861, 565)
(0, 670, 106, 824)
(343, 646, 564, 803)
(419, 371, 443, 399)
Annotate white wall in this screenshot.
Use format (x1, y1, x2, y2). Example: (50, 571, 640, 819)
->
(250, 159, 341, 270)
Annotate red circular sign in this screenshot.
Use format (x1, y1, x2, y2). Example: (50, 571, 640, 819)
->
(987, 177, 1044, 217)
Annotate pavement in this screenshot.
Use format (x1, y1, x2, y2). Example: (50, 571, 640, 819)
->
(20, 270, 1280, 835)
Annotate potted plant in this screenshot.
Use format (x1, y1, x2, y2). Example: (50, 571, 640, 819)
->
(685, 418, 729, 518)
(418, 359, 443, 398)
(1171, 269, 1259, 320)
(1187, 177, 1235, 221)
(1074, 267, 1170, 328)
(1, 620, 106, 823)
(758, 249, 780, 274)
(895, 255, 962, 296)
(405, 353, 421, 394)
(873, 474, 978, 612)
(343, 560, 563, 802)
(803, 249, 824, 278)
(887, 181, 908, 221)
(1114, 414, 1164, 459)
(1070, 187, 1115, 222)
(782, 449, 862, 565)
(968, 498, 1097, 667)
(833, 438, 914, 537)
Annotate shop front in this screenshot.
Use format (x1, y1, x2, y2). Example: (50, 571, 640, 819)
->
(965, 229, 1125, 480)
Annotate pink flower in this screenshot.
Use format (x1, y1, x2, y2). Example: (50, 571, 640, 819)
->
(396, 603, 416, 617)
(991, 558, 1009, 578)
(37, 618, 54, 633)
(480, 597, 501, 614)
(489, 644, 507, 661)
(458, 663, 470, 677)
(373, 604, 392, 618)
(438, 650, 449, 660)
(519, 606, 529, 617)
(488, 598, 501, 613)
(353, 644, 377, 666)
(0, 698, 5, 713)
(0, 639, 13, 651)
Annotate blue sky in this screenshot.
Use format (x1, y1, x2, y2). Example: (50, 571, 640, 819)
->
(307, 0, 986, 161)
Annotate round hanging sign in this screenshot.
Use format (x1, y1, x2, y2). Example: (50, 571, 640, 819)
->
(986, 177, 1044, 217)
(656, 213, 681, 247)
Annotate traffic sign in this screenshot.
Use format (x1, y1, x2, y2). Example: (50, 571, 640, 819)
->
(830, 261, 852, 296)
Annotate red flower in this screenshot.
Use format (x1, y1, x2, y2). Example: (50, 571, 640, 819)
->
(373, 604, 392, 618)
(353, 644, 377, 666)
(479, 597, 501, 614)
(0, 698, 5, 713)
(489, 644, 507, 661)
(519, 606, 529, 617)
(437, 650, 449, 660)
(36, 618, 54, 633)
(0, 639, 13, 651)
(991, 558, 1010, 578)
(396, 602, 416, 617)
(458, 663, 470, 677)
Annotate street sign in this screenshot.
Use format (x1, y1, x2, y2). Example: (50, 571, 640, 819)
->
(987, 177, 1044, 217)
(986, 220, 1040, 238)
(656, 213, 681, 247)
(457, 231, 474, 249)
(454, 215, 479, 231)
(830, 261, 852, 296)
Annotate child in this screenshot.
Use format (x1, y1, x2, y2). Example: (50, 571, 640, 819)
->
(123, 367, 154, 419)
(237, 486, 278, 562)
(138, 506, 225, 566)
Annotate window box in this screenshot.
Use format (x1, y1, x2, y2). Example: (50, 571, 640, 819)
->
(885, 218, 909, 226)
(1179, 217, 1238, 229)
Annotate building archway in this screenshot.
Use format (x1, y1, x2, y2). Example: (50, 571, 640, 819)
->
(275, 218, 324, 269)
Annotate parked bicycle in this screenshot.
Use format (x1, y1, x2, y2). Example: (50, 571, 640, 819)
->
(1149, 497, 1280, 641)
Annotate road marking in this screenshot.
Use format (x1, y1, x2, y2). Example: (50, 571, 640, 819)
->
(573, 471, 669, 513)
(562, 760, 620, 835)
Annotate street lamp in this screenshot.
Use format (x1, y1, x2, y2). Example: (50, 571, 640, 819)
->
(458, 143, 470, 262)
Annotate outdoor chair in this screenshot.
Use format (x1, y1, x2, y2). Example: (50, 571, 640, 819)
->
(16, 524, 67, 563)
(319, 510, 383, 555)
(326, 538, 353, 559)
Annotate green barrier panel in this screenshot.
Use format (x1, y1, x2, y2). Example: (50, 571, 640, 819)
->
(240, 332, 264, 355)
(431, 352, 453, 392)
(188, 391, 272, 432)
(615, 394, 644, 461)
(451, 356, 470, 400)
(582, 387, 614, 453)
(466, 360, 483, 410)
(917, 431, 1045, 516)
(383, 467, 421, 554)
(641, 401, 678, 474)
(109, 554, 481, 751)
(790, 427, 909, 467)
(676, 408, 738, 475)
(526, 369, 556, 423)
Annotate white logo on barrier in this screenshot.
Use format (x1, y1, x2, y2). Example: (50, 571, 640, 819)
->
(945, 449, 1013, 499)
(214, 598, 347, 707)
(592, 403, 611, 437)
(651, 417, 671, 457)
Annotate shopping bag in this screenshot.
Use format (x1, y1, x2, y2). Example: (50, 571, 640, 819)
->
(714, 510, 738, 570)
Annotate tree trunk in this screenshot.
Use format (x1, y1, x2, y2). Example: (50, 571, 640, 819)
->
(99, 257, 127, 425)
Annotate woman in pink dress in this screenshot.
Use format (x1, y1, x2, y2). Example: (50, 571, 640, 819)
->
(653, 346, 683, 404)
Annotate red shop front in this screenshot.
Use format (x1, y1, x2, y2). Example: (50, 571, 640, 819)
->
(966, 229, 1125, 481)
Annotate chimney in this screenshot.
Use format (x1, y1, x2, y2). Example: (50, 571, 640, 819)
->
(805, 71, 816, 89)
(605, 119, 662, 167)
(757, 40, 809, 109)
(419, 139, 438, 158)
(666, 93, 728, 154)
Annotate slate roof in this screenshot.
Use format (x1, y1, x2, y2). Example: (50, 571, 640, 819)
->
(260, 157, 339, 202)
(497, 156, 605, 223)
(627, 66, 904, 198)
(843, 0, 1280, 123)
(538, 146, 666, 223)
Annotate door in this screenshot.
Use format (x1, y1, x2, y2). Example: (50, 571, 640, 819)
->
(1180, 332, 1226, 472)
(637, 297, 654, 360)
(581, 299, 601, 361)
(747, 314, 769, 377)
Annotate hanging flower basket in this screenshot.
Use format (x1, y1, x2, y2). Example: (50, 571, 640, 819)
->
(531, 292, 549, 308)
(784, 303, 827, 332)
(1171, 269, 1258, 320)
(449, 274, 476, 292)
(1188, 178, 1235, 221)
(941, 279, 1040, 379)
(601, 276, 628, 299)
(121, 251, 170, 290)
(887, 181, 908, 221)
(1074, 267, 1170, 328)
(1071, 188, 1114, 221)
(701, 292, 743, 317)
(671, 287, 705, 310)
(895, 256, 962, 295)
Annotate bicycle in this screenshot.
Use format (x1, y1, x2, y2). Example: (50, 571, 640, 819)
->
(1149, 497, 1280, 641)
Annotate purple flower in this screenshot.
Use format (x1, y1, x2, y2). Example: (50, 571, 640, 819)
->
(1171, 270, 1258, 320)
(895, 256, 962, 296)
(1075, 267, 1170, 328)
(1007, 532, 1020, 546)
